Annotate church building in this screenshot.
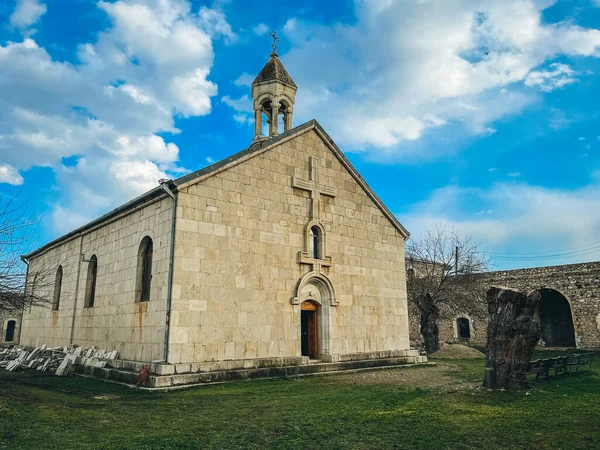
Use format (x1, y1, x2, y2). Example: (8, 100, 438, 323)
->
(20, 46, 422, 381)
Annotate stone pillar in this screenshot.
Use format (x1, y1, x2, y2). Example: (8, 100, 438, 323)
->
(254, 109, 262, 140)
(284, 110, 293, 132)
(270, 105, 279, 136)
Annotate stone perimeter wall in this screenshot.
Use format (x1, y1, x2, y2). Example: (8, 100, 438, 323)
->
(168, 127, 410, 365)
(409, 262, 600, 350)
(20, 196, 174, 362)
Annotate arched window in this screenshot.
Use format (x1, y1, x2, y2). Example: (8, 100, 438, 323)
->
(52, 265, 63, 311)
(5, 320, 16, 342)
(139, 238, 153, 302)
(310, 226, 321, 259)
(84, 255, 98, 308)
(457, 317, 471, 340)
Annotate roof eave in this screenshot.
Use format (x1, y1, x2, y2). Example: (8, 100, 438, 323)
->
(24, 185, 169, 260)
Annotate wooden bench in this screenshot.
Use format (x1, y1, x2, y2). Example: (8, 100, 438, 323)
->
(526, 353, 594, 380)
(566, 353, 594, 373)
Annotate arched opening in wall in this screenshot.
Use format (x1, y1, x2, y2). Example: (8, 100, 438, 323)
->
(84, 255, 98, 308)
(537, 288, 576, 347)
(261, 100, 271, 137)
(137, 237, 153, 302)
(278, 100, 288, 133)
(309, 226, 321, 259)
(301, 300, 319, 359)
(457, 317, 471, 341)
(5, 320, 16, 342)
(52, 265, 62, 311)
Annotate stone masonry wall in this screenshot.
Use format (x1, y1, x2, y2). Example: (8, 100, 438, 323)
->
(168, 127, 410, 365)
(1, 310, 21, 345)
(407, 299, 487, 351)
(21, 196, 174, 362)
(411, 262, 600, 350)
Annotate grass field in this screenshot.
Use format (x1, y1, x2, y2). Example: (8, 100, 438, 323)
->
(1, 355, 599, 449)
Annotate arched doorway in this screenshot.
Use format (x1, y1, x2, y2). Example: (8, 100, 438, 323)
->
(537, 288, 576, 347)
(301, 300, 319, 359)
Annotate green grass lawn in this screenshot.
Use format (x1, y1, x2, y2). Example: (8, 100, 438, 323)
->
(1, 355, 599, 450)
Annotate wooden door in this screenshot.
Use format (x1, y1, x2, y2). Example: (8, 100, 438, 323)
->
(301, 301, 319, 359)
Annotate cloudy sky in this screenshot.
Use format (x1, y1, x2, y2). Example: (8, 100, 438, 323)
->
(1, 0, 600, 269)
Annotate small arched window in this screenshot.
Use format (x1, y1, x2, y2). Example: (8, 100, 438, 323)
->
(457, 317, 471, 340)
(52, 265, 63, 311)
(310, 226, 321, 259)
(139, 238, 153, 302)
(84, 255, 98, 308)
(5, 320, 16, 342)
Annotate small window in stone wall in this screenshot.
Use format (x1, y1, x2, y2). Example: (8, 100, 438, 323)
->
(457, 317, 471, 340)
(5, 320, 16, 342)
(139, 238, 153, 302)
(310, 226, 321, 259)
(52, 265, 63, 311)
(84, 255, 98, 308)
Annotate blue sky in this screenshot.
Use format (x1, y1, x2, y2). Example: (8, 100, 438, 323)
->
(1, 0, 600, 270)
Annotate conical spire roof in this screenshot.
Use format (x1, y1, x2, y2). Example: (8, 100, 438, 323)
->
(253, 52, 297, 88)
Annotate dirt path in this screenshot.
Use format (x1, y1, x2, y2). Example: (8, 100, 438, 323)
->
(331, 362, 480, 392)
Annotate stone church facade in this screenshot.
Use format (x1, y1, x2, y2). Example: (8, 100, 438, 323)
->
(20, 51, 420, 372)
(408, 261, 600, 351)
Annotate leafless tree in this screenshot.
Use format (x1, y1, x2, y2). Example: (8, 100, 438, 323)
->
(0, 190, 52, 313)
(406, 224, 490, 354)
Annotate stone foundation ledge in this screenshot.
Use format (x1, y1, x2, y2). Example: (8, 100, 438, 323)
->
(151, 356, 305, 376)
(151, 350, 424, 375)
(149, 355, 428, 388)
(322, 349, 421, 363)
(79, 353, 428, 389)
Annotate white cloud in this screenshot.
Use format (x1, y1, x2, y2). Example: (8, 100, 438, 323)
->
(227, 0, 600, 160)
(10, 0, 46, 33)
(196, 6, 237, 42)
(233, 113, 252, 125)
(234, 73, 255, 87)
(222, 95, 253, 113)
(507, 172, 521, 177)
(400, 181, 600, 268)
(0, 0, 231, 234)
(525, 63, 578, 92)
(0, 164, 24, 185)
(488, 168, 497, 172)
(252, 23, 269, 36)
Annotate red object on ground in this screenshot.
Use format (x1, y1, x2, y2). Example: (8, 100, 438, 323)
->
(137, 365, 151, 387)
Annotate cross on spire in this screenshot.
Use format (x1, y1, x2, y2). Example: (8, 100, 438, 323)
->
(269, 30, 279, 54)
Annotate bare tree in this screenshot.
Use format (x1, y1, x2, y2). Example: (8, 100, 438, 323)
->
(406, 224, 490, 354)
(0, 190, 52, 313)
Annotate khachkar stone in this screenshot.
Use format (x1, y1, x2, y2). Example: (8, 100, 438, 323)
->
(483, 286, 541, 390)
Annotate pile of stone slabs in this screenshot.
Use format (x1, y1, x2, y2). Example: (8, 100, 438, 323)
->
(0, 344, 119, 376)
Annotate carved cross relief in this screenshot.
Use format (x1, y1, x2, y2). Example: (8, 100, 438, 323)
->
(291, 156, 336, 273)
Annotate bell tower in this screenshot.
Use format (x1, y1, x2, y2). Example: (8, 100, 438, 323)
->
(252, 31, 298, 141)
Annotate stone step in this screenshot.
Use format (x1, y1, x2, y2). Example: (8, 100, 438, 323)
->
(77, 355, 428, 389)
(75, 364, 140, 385)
